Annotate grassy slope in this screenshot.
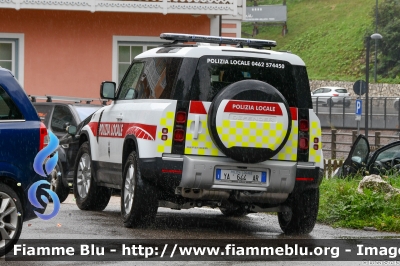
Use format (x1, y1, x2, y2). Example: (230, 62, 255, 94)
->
(318, 175, 400, 232)
(242, 0, 376, 81)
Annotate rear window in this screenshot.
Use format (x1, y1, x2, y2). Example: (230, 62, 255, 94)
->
(33, 105, 53, 125)
(0, 86, 24, 120)
(191, 56, 312, 108)
(335, 89, 348, 93)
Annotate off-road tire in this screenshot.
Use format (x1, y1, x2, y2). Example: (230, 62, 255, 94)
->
(0, 183, 23, 257)
(50, 160, 69, 203)
(278, 188, 319, 235)
(73, 141, 111, 211)
(121, 151, 158, 228)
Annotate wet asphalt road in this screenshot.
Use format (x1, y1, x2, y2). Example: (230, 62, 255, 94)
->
(2, 194, 400, 266)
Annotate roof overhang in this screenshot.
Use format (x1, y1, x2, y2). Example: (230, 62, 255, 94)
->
(0, 0, 237, 15)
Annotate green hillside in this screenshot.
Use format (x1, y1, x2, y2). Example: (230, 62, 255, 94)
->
(242, 0, 377, 82)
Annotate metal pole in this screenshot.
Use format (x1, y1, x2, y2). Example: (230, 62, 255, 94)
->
(375, 0, 378, 32)
(219, 15, 222, 37)
(374, 41, 378, 82)
(365, 37, 370, 139)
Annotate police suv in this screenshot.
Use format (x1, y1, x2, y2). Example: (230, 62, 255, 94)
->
(73, 33, 324, 234)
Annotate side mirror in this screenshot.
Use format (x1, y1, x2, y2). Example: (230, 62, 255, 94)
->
(67, 125, 77, 135)
(63, 122, 70, 131)
(100, 81, 116, 100)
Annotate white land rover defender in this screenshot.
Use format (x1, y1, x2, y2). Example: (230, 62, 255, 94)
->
(73, 33, 324, 234)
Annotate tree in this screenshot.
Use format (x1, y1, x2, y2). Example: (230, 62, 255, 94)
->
(373, 0, 400, 78)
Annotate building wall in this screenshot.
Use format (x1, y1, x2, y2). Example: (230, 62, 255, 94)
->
(0, 9, 211, 98)
(221, 21, 241, 38)
(221, 0, 244, 38)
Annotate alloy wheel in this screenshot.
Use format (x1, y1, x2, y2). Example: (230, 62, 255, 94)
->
(0, 192, 18, 244)
(77, 153, 91, 198)
(50, 165, 62, 192)
(123, 164, 135, 214)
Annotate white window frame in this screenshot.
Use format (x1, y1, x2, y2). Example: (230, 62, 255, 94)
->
(0, 41, 15, 74)
(0, 33, 24, 87)
(112, 36, 164, 86)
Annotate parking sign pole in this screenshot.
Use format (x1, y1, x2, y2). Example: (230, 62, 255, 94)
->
(353, 80, 366, 136)
(355, 98, 362, 135)
(358, 83, 361, 135)
(357, 107, 360, 135)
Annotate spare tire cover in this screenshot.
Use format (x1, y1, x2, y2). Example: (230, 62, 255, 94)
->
(208, 80, 292, 163)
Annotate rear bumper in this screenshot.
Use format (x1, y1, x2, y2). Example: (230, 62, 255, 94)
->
(139, 155, 322, 194)
(180, 155, 297, 193)
(332, 97, 351, 104)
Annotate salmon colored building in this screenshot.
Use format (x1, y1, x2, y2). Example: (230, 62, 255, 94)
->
(0, 0, 244, 98)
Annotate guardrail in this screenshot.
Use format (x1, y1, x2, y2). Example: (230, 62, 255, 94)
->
(313, 96, 400, 130)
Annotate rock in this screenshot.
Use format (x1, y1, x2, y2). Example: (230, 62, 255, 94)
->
(357, 174, 400, 198)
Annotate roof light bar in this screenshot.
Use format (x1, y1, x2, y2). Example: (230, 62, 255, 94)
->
(160, 33, 277, 48)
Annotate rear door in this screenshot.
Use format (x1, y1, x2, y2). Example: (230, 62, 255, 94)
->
(185, 56, 298, 162)
(335, 88, 349, 97)
(334, 88, 350, 103)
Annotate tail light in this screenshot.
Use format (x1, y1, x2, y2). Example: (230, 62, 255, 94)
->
(299, 137, 309, 149)
(173, 129, 185, 142)
(160, 111, 188, 143)
(169, 102, 190, 155)
(332, 94, 339, 96)
(299, 119, 309, 132)
(39, 122, 48, 150)
(298, 119, 309, 151)
(176, 111, 187, 124)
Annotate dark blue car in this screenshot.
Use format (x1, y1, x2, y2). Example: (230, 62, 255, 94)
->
(0, 68, 49, 256)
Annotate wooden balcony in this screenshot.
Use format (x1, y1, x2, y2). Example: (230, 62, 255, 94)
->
(0, 0, 237, 15)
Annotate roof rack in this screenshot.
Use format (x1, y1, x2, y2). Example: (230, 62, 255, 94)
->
(28, 95, 47, 102)
(160, 33, 277, 49)
(29, 95, 107, 105)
